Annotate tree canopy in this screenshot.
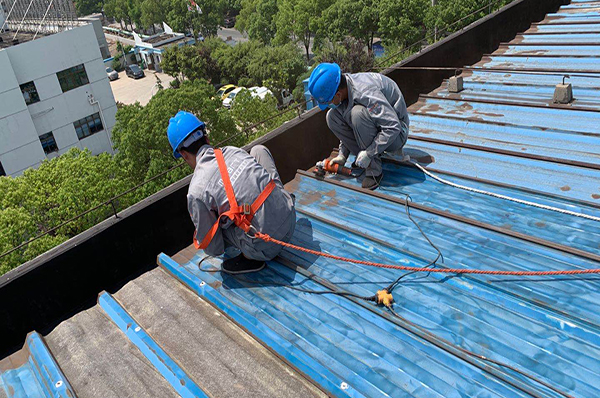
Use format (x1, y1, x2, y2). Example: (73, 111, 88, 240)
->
(0, 149, 130, 274)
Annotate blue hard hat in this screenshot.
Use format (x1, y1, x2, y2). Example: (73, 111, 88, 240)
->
(167, 111, 205, 158)
(308, 63, 341, 111)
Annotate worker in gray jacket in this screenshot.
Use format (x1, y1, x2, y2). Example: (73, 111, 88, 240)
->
(167, 111, 296, 274)
(308, 63, 409, 189)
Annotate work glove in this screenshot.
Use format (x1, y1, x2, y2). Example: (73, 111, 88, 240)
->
(330, 153, 347, 166)
(356, 150, 372, 169)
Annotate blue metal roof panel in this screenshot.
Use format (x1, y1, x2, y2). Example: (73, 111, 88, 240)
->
(467, 70, 600, 88)
(527, 23, 600, 33)
(477, 55, 600, 72)
(402, 141, 600, 203)
(285, 177, 600, 395)
(289, 173, 600, 324)
(563, 1, 600, 8)
(518, 30, 600, 41)
(0, 333, 76, 398)
(409, 112, 600, 163)
(161, 253, 540, 398)
(370, 161, 600, 257)
(496, 44, 600, 56)
(411, 97, 600, 134)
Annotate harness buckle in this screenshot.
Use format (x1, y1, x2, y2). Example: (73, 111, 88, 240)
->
(242, 203, 251, 215)
(245, 224, 258, 238)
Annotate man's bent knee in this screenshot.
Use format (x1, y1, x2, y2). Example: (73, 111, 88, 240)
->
(250, 144, 269, 158)
(350, 105, 370, 123)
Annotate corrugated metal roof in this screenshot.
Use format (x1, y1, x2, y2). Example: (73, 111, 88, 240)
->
(2, 1, 600, 397)
(154, 1, 600, 396)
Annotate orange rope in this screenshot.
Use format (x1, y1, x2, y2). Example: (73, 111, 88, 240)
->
(254, 232, 600, 276)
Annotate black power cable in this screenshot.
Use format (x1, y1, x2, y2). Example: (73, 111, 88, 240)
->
(197, 255, 377, 302)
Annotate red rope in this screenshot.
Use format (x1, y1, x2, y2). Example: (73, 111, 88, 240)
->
(255, 232, 600, 276)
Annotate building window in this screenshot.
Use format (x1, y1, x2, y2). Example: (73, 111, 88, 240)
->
(74, 113, 103, 140)
(0, 161, 5, 177)
(57, 64, 89, 93)
(20, 81, 40, 105)
(40, 132, 58, 154)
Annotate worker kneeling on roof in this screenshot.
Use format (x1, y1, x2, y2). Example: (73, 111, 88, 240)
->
(168, 111, 296, 274)
(308, 63, 410, 190)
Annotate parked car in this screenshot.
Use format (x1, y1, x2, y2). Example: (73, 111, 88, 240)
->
(106, 67, 119, 81)
(217, 84, 237, 101)
(223, 87, 245, 108)
(125, 64, 145, 79)
(249, 86, 273, 100)
(280, 89, 295, 107)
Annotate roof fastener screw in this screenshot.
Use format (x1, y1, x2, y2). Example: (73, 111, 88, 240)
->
(134, 326, 141, 332)
(200, 281, 206, 286)
(340, 382, 348, 390)
(55, 380, 63, 388)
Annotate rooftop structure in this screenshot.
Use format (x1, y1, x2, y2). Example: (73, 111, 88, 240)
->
(0, 0, 78, 35)
(132, 22, 194, 71)
(1, 0, 599, 397)
(0, 24, 117, 176)
(0, 30, 50, 49)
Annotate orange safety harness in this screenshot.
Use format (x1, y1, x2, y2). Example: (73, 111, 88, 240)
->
(194, 148, 276, 250)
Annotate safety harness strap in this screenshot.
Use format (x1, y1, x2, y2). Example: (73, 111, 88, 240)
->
(194, 148, 276, 250)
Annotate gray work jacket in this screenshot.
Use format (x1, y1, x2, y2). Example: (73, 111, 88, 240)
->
(187, 145, 296, 261)
(339, 72, 409, 158)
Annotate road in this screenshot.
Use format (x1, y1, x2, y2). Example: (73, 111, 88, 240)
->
(109, 71, 175, 106)
(216, 28, 248, 43)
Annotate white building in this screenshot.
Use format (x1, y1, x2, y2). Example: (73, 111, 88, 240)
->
(0, 24, 117, 177)
(132, 23, 195, 72)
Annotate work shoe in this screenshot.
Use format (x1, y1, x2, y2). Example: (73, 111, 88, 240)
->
(222, 254, 265, 274)
(362, 174, 382, 190)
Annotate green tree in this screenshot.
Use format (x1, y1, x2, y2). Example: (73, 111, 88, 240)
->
(223, 0, 242, 15)
(111, 79, 237, 191)
(104, 0, 142, 31)
(229, 90, 295, 143)
(315, 37, 373, 73)
(321, 0, 380, 51)
(74, 0, 103, 16)
(161, 39, 225, 82)
(104, 0, 129, 29)
(194, 0, 227, 37)
(246, 43, 306, 97)
(0, 149, 130, 274)
(379, 0, 428, 48)
(141, 0, 166, 32)
(236, 0, 278, 44)
(166, 0, 198, 33)
(273, 0, 328, 61)
(425, 0, 512, 38)
(213, 40, 263, 85)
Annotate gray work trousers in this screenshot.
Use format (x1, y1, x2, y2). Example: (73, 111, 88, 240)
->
(250, 145, 281, 182)
(326, 105, 406, 177)
(226, 144, 295, 261)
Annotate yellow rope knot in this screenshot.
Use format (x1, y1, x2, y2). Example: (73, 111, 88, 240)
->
(376, 290, 394, 308)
